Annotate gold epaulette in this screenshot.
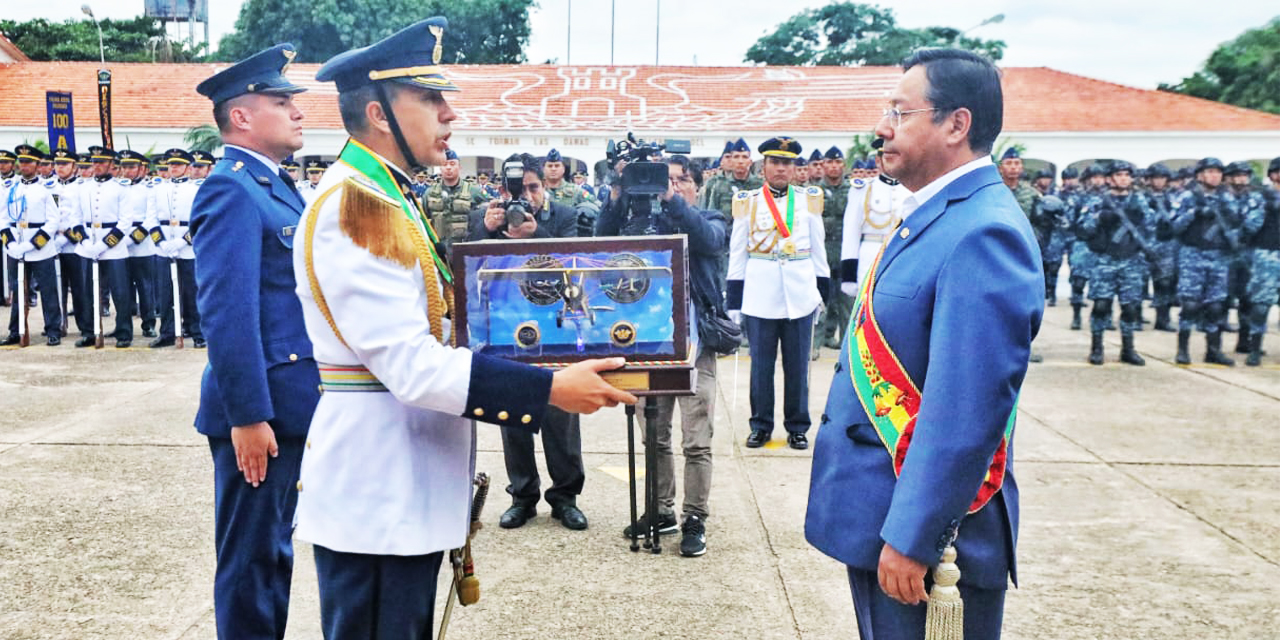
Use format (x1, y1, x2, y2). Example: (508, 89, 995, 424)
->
(338, 176, 417, 269)
(805, 185, 824, 213)
(731, 189, 753, 219)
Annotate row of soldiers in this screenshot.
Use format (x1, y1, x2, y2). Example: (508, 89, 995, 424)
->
(0, 145, 209, 347)
(1019, 151, 1280, 367)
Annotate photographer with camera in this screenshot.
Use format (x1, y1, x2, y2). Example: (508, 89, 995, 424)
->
(596, 145, 729, 558)
(469, 152, 589, 531)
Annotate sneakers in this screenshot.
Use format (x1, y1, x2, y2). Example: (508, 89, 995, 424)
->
(680, 515, 707, 557)
(621, 511, 679, 538)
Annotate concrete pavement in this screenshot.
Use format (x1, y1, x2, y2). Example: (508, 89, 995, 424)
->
(1, 295, 1277, 639)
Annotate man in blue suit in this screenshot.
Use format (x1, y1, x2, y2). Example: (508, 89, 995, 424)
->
(190, 44, 321, 640)
(806, 49, 1043, 640)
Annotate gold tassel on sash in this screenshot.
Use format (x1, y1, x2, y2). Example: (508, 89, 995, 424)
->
(925, 545, 964, 640)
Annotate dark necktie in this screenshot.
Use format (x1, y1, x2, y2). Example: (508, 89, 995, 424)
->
(278, 169, 305, 207)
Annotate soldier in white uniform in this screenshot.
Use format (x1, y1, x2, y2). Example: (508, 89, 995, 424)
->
(150, 148, 203, 348)
(117, 150, 160, 338)
(48, 149, 91, 337)
(1, 145, 64, 345)
(840, 151, 909, 296)
(66, 146, 134, 347)
(299, 158, 327, 207)
(726, 136, 828, 451)
(297, 18, 635, 639)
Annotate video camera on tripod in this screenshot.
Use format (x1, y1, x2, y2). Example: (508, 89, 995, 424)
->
(603, 133, 690, 234)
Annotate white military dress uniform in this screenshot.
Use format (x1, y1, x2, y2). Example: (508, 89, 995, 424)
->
(292, 149, 553, 557)
(840, 174, 909, 296)
(124, 177, 158, 259)
(3, 175, 61, 262)
(68, 175, 132, 261)
(727, 184, 828, 319)
(152, 177, 198, 260)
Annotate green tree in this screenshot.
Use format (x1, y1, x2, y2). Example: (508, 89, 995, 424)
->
(1158, 17, 1280, 115)
(216, 0, 534, 63)
(184, 125, 223, 153)
(0, 17, 204, 62)
(844, 133, 874, 167)
(744, 2, 1004, 66)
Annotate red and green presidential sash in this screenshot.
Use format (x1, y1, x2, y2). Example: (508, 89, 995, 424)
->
(846, 243, 1015, 514)
(761, 186, 796, 238)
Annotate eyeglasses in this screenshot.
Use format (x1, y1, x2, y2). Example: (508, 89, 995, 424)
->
(880, 107, 942, 129)
(670, 175, 695, 184)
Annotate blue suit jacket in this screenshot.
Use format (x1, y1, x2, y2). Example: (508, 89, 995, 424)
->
(191, 147, 320, 439)
(805, 163, 1043, 590)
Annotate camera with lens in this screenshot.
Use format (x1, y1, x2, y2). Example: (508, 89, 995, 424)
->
(603, 133, 690, 234)
(495, 159, 537, 229)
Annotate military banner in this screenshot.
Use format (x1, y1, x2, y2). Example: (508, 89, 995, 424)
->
(97, 69, 113, 149)
(45, 91, 77, 153)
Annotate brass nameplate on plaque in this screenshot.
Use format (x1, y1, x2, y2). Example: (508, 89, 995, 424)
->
(601, 370, 650, 391)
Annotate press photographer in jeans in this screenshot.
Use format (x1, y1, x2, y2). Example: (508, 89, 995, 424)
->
(596, 155, 728, 557)
(471, 153, 587, 530)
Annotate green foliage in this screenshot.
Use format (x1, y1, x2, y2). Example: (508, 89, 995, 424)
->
(1158, 17, 1280, 115)
(744, 2, 1005, 66)
(0, 17, 204, 62)
(184, 125, 223, 153)
(844, 133, 875, 166)
(216, 0, 534, 64)
(21, 139, 51, 154)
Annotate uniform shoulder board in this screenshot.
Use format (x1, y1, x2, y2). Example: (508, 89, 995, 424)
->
(194, 178, 206, 186)
(1, 178, 12, 189)
(851, 178, 866, 189)
(731, 188, 753, 219)
(43, 178, 57, 188)
(117, 178, 131, 186)
(806, 185, 824, 213)
(339, 175, 417, 269)
(150, 176, 162, 186)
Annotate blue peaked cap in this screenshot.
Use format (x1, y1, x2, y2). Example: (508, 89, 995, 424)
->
(546, 149, 563, 163)
(732, 138, 749, 153)
(1001, 147, 1021, 161)
(196, 43, 307, 105)
(316, 17, 460, 93)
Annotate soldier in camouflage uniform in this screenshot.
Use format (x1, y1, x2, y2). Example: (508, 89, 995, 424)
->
(1068, 164, 1107, 329)
(1043, 166, 1081, 306)
(1077, 161, 1156, 365)
(424, 149, 489, 257)
(699, 141, 734, 204)
(701, 138, 763, 282)
(807, 150, 824, 186)
(1170, 157, 1242, 366)
(811, 146, 851, 355)
(1240, 157, 1280, 365)
(1142, 163, 1179, 331)
(542, 149, 591, 207)
(1225, 161, 1265, 354)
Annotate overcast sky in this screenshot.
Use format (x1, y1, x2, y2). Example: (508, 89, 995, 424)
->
(6, 0, 1274, 89)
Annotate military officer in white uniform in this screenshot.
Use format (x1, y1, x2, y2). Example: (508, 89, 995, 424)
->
(150, 148, 203, 348)
(66, 146, 134, 347)
(1, 145, 64, 345)
(841, 150, 909, 296)
(298, 18, 635, 639)
(117, 150, 160, 338)
(48, 149, 91, 337)
(726, 136, 828, 451)
(300, 158, 327, 207)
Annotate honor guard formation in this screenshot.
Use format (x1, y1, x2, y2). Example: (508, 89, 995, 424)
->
(1, 17, 1278, 638)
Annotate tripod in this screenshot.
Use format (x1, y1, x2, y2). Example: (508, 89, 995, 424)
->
(625, 401, 664, 554)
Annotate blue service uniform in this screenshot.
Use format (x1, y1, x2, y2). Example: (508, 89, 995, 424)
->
(806, 163, 1043, 640)
(190, 45, 320, 640)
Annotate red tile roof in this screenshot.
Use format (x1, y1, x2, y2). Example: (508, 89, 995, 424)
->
(0, 32, 30, 62)
(1, 62, 1277, 133)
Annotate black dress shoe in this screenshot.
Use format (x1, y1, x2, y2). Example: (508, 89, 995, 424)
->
(499, 504, 536, 529)
(745, 430, 770, 448)
(0, 334, 20, 346)
(46, 336, 61, 346)
(193, 338, 207, 349)
(149, 337, 175, 348)
(787, 433, 809, 450)
(75, 336, 95, 348)
(551, 503, 589, 530)
(142, 328, 157, 338)
(116, 340, 132, 349)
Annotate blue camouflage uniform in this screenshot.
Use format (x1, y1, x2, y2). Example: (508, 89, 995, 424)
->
(1241, 183, 1280, 361)
(1077, 189, 1155, 335)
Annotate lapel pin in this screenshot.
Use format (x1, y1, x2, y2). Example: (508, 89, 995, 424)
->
(899, 227, 910, 239)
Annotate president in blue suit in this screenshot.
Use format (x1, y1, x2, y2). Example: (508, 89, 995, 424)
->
(190, 44, 321, 640)
(806, 49, 1043, 640)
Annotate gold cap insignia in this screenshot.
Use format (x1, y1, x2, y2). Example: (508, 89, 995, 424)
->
(429, 24, 444, 64)
(281, 48, 296, 74)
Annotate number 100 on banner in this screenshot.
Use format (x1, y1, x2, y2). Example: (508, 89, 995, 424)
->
(45, 91, 77, 153)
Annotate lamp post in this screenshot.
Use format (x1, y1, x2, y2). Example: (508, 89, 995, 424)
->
(81, 4, 105, 66)
(963, 13, 1005, 34)
(82, 4, 113, 149)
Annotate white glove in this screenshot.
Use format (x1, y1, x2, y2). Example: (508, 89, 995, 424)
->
(5, 241, 34, 260)
(88, 240, 108, 259)
(162, 238, 184, 257)
(728, 310, 743, 325)
(841, 281, 858, 297)
(54, 234, 70, 252)
(74, 241, 98, 260)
